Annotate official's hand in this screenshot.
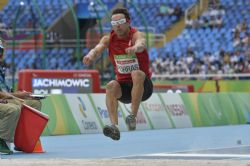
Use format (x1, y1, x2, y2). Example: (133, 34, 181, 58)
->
(0, 99, 8, 104)
(82, 55, 93, 66)
(21, 90, 32, 95)
(15, 91, 32, 99)
(125, 46, 137, 55)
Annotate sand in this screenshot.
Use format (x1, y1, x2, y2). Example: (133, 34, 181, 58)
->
(1, 159, 250, 166)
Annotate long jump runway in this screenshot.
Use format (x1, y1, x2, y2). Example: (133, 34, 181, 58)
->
(1, 125, 250, 165)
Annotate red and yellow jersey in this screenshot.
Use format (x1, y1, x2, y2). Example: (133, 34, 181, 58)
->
(108, 27, 151, 82)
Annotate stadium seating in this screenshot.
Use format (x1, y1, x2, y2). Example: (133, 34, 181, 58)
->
(0, 0, 249, 74)
(4, 47, 86, 70)
(163, 27, 234, 55)
(150, 0, 250, 75)
(125, 0, 196, 33)
(0, 0, 67, 29)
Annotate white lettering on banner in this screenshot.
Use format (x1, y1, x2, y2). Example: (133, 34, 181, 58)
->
(97, 107, 123, 118)
(165, 104, 187, 116)
(33, 89, 49, 94)
(33, 79, 90, 87)
(143, 102, 187, 116)
(73, 73, 92, 77)
(136, 111, 147, 124)
(158, 93, 193, 128)
(143, 103, 165, 112)
(82, 120, 98, 130)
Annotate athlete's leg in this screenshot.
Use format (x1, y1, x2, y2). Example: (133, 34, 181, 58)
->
(104, 80, 122, 140)
(130, 70, 145, 116)
(105, 80, 122, 125)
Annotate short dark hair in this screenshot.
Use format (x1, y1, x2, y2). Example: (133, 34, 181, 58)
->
(111, 7, 130, 20)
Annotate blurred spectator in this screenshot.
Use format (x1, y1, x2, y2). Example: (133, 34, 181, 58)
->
(208, 0, 220, 8)
(242, 32, 250, 48)
(234, 20, 248, 33)
(0, 18, 6, 29)
(185, 15, 194, 28)
(151, 48, 250, 76)
(202, 17, 210, 29)
(157, 3, 174, 16)
(173, 4, 183, 20)
(209, 16, 217, 28)
(241, 19, 248, 32)
(218, 5, 225, 16)
(215, 15, 223, 28)
(26, 19, 33, 29)
(233, 31, 241, 48)
(188, 12, 224, 29)
(194, 16, 203, 28)
(232, 21, 250, 50)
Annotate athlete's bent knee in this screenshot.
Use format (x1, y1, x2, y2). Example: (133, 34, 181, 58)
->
(106, 80, 118, 89)
(131, 70, 146, 82)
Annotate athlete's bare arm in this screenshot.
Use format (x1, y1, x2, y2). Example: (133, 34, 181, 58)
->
(125, 31, 146, 55)
(82, 35, 110, 65)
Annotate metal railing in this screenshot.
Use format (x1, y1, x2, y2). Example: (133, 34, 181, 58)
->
(185, 0, 205, 21)
(152, 73, 250, 80)
(2, 28, 166, 49)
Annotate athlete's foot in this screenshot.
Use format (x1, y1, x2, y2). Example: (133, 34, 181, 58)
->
(126, 114, 136, 131)
(103, 124, 120, 140)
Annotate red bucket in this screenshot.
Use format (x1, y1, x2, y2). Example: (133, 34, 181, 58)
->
(14, 104, 49, 153)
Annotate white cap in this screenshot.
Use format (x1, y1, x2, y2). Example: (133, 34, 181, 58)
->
(175, 89, 182, 93)
(0, 39, 4, 48)
(167, 90, 174, 93)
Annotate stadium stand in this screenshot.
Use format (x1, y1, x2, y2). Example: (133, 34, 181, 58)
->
(0, 0, 249, 78)
(126, 0, 196, 33)
(0, 0, 68, 29)
(151, 0, 250, 75)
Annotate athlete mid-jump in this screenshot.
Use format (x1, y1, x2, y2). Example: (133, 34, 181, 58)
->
(83, 7, 153, 140)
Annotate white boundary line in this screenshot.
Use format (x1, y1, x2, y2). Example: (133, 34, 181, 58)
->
(170, 145, 250, 154)
(114, 145, 250, 159)
(142, 153, 250, 158)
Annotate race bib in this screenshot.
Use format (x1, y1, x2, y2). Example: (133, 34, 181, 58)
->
(114, 54, 140, 74)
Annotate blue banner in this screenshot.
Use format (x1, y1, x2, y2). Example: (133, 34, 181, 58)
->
(77, 2, 116, 19)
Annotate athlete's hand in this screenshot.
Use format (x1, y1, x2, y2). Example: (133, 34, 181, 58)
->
(125, 46, 137, 55)
(82, 55, 93, 65)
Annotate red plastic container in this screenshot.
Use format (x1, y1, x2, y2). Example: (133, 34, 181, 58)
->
(14, 104, 49, 153)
